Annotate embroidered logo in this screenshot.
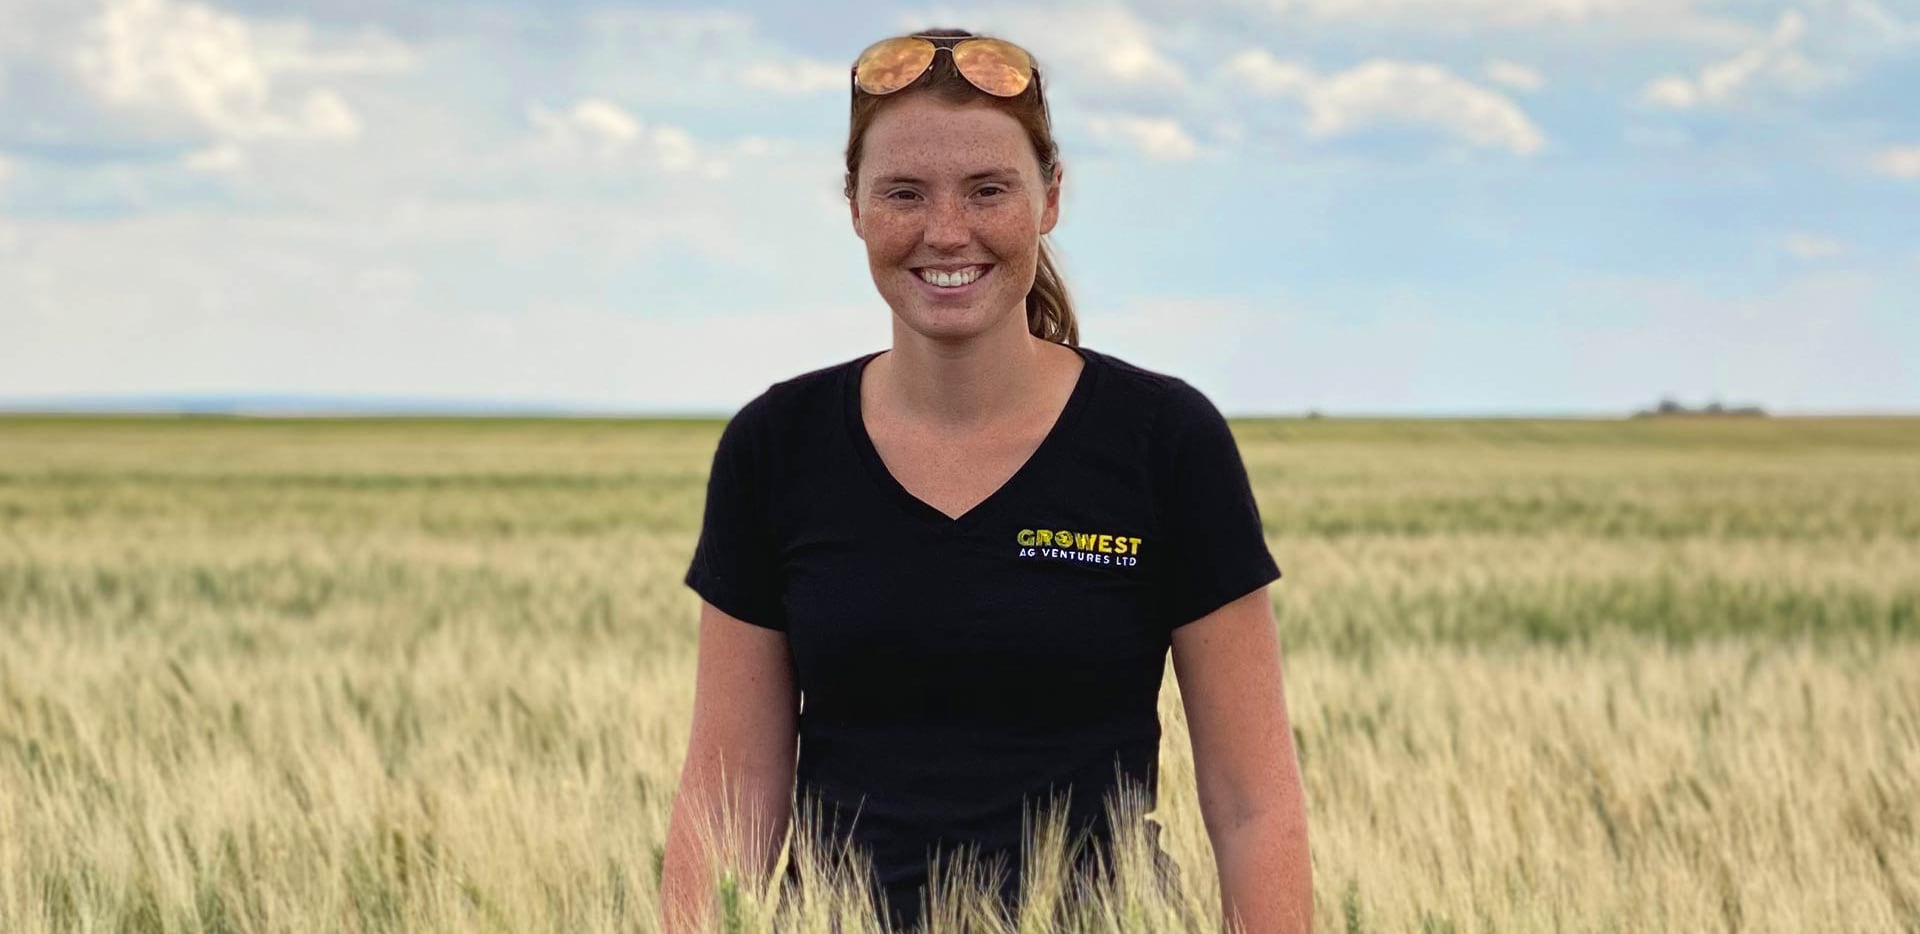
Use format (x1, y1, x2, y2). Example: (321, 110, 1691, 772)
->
(1014, 528, 1142, 567)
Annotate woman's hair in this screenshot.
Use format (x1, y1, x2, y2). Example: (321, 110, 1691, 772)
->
(843, 27, 1079, 346)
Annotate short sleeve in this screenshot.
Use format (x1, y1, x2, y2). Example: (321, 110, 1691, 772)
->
(683, 395, 788, 631)
(1152, 380, 1282, 632)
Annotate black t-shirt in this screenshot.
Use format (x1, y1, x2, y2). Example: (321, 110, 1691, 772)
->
(683, 343, 1282, 929)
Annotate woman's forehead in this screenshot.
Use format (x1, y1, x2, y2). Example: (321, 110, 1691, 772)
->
(862, 97, 1035, 177)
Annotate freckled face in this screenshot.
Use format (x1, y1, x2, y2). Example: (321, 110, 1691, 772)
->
(850, 93, 1061, 342)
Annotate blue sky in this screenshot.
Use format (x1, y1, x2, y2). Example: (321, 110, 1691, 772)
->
(0, 0, 1914, 415)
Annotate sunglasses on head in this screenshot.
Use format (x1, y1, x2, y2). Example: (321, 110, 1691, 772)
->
(850, 34, 1042, 99)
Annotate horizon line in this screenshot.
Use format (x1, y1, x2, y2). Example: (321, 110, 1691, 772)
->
(1, 395, 1916, 421)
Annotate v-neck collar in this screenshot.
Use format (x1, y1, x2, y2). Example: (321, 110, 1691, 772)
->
(844, 344, 1100, 533)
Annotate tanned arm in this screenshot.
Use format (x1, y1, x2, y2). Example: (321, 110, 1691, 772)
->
(1170, 585, 1312, 934)
(658, 599, 799, 933)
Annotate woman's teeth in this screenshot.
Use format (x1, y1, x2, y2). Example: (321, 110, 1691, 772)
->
(918, 265, 987, 287)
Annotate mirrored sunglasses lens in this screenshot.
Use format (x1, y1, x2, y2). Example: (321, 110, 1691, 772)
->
(855, 37, 935, 95)
(952, 39, 1032, 96)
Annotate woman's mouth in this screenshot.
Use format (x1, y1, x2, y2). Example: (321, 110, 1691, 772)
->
(912, 264, 993, 297)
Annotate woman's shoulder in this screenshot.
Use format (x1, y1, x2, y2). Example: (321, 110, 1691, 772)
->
(1078, 345, 1223, 425)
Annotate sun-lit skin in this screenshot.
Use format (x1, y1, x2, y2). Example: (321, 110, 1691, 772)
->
(849, 92, 1060, 347)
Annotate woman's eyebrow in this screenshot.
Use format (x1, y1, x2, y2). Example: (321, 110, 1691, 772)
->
(876, 167, 1021, 185)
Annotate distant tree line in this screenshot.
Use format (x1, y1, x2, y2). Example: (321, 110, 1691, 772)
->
(1632, 395, 1767, 418)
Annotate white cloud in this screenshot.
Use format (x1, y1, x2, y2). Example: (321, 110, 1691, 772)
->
(1485, 59, 1545, 92)
(1084, 113, 1201, 161)
(566, 8, 841, 113)
(550, 98, 642, 146)
(248, 24, 415, 75)
(908, 6, 1188, 91)
(1228, 0, 1760, 44)
(1871, 145, 1920, 179)
(1307, 62, 1544, 154)
(182, 143, 244, 173)
(1781, 232, 1844, 259)
(71, 0, 411, 143)
(1226, 50, 1547, 155)
(527, 98, 722, 177)
(741, 58, 846, 95)
(1224, 51, 1318, 95)
(1830, 0, 1920, 44)
(1267, 0, 1650, 23)
(578, 8, 760, 59)
(1641, 10, 1829, 109)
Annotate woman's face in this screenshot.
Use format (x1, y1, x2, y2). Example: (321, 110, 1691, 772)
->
(850, 92, 1061, 343)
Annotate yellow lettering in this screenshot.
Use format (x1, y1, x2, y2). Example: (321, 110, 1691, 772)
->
(1074, 532, 1096, 550)
(1113, 536, 1131, 555)
(1017, 529, 1037, 547)
(1056, 529, 1073, 548)
(1128, 536, 1143, 556)
(1097, 534, 1113, 553)
(1036, 529, 1053, 546)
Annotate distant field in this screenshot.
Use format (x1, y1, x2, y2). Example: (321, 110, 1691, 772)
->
(1, 414, 1916, 932)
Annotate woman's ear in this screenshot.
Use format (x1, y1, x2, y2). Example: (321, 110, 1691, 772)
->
(1039, 161, 1062, 236)
(847, 171, 865, 241)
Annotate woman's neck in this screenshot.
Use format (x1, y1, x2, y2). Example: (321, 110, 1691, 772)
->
(876, 314, 1063, 433)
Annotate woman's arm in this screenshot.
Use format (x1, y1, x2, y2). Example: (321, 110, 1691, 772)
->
(1170, 585, 1312, 934)
(658, 599, 799, 934)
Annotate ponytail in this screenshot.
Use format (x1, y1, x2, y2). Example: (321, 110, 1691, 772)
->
(1025, 237, 1078, 345)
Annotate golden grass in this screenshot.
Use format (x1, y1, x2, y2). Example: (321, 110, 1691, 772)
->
(1, 414, 1916, 932)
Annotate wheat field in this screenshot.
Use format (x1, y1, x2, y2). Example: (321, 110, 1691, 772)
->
(1, 414, 1916, 933)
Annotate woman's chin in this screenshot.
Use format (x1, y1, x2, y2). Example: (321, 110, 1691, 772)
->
(896, 305, 1009, 341)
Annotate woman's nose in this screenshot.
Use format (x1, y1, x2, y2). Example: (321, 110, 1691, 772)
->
(922, 197, 971, 249)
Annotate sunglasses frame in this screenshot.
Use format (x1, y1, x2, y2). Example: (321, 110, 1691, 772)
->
(848, 34, 1044, 99)
(852, 33, 1059, 139)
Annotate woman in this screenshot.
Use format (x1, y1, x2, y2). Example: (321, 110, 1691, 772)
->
(660, 27, 1311, 933)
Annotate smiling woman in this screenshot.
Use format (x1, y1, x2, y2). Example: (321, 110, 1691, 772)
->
(659, 25, 1311, 934)
(848, 98, 1065, 346)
